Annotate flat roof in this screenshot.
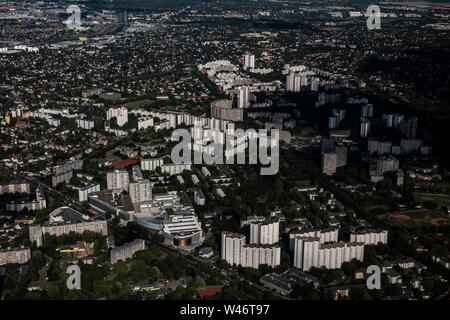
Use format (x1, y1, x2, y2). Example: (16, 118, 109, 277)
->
(90, 190, 134, 212)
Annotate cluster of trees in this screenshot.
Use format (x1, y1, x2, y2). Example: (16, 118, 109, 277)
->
(110, 220, 150, 247)
(290, 283, 331, 300)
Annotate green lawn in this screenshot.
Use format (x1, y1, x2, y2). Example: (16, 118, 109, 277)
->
(414, 193, 450, 206)
(104, 150, 122, 162)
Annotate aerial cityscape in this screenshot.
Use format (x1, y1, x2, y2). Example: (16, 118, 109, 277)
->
(0, 0, 449, 305)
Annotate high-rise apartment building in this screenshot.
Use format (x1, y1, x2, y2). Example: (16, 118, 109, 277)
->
(76, 118, 95, 130)
(328, 116, 338, 129)
(210, 100, 243, 121)
(242, 52, 255, 70)
(321, 138, 335, 154)
(129, 180, 152, 204)
(107, 169, 129, 191)
(360, 118, 370, 138)
(335, 145, 348, 168)
(321, 152, 337, 176)
(221, 230, 281, 269)
(235, 86, 250, 109)
(240, 244, 281, 269)
(350, 229, 388, 245)
(106, 107, 128, 127)
(293, 237, 364, 271)
(249, 219, 280, 245)
(289, 227, 339, 251)
(407, 116, 418, 138)
(221, 231, 246, 266)
(368, 140, 393, 155)
(361, 104, 374, 118)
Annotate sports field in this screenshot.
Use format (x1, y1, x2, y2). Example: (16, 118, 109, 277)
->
(379, 209, 449, 229)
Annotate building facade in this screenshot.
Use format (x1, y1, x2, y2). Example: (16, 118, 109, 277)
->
(141, 158, 164, 171)
(293, 237, 364, 271)
(0, 182, 30, 194)
(107, 169, 130, 191)
(249, 219, 280, 245)
(289, 227, 339, 251)
(0, 246, 31, 265)
(110, 239, 145, 264)
(129, 180, 152, 204)
(350, 229, 388, 245)
(240, 244, 281, 269)
(322, 152, 337, 176)
(221, 231, 246, 266)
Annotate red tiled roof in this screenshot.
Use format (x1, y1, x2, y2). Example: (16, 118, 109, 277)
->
(197, 286, 222, 298)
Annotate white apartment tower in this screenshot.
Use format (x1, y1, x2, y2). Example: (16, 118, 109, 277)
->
(289, 227, 339, 251)
(106, 107, 128, 127)
(221, 232, 246, 266)
(360, 118, 370, 138)
(129, 180, 152, 204)
(107, 169, 130, 191)
(242, 53, 255, 70)
(76, 118, 95, 130)
(350, 230, 388, 245)
(294, 237, 364, 271)
(361, 104, 374, 118)
(249, 219, 280, 245)
(240, 244, 281, 269)
(286, 73, 305, 92)
(235, 86, 250, 109)
(321, 152, 337, 176)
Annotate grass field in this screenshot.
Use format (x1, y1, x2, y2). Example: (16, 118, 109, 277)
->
(105, 149, 122, 162)
(414, 192, 450, 206)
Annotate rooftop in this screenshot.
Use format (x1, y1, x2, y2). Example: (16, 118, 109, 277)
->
(48, 206, 90, 225)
